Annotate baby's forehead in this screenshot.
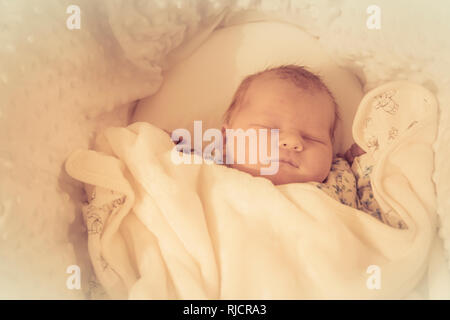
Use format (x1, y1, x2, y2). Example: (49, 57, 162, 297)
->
(243, 78, 335, 125)
(246, 74, 327, 99)
(246, 76, 332, 108)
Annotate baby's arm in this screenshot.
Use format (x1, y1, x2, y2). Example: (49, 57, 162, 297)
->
(341, 143, 376, 213)
(345, 144, 408, 229)
(350, 153, 381, 219)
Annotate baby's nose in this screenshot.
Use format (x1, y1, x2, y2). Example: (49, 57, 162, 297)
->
(279, 133, 304, 152)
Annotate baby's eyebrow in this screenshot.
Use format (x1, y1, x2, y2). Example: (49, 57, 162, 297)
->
(248, 123, 329, 139)
(248, 123, 273, 128)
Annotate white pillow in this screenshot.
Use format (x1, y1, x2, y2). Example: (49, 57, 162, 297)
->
(132, 21, 364, 154)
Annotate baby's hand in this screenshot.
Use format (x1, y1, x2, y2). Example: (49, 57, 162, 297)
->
(339, 143, 366, 165)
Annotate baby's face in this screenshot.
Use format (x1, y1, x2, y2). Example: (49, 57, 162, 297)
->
(223, 76, 334, 185)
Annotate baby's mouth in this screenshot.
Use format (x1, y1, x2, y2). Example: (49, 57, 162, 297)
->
(276, 158, 299, 169)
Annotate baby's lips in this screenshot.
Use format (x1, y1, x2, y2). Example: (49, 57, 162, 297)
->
(276, 158, 299, 168)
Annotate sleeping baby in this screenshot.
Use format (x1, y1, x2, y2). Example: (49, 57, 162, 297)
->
(218, 65, 407, 229)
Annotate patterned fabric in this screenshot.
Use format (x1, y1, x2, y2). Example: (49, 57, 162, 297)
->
(312, 157, 359, 209)
(81, 186, 127, 299)
(311, 156, 407, 229)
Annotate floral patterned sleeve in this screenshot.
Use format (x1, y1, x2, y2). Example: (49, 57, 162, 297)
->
(311, 156, 407, 229)
(350, 154, 383, 221)
(311, 157, 359, 208)
(351, 154, 408, 230)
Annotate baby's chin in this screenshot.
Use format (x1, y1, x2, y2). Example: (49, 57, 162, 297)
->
(265, 173, 317, 185)
(228, 163, 327, 185)
(264, 165, 327, 185)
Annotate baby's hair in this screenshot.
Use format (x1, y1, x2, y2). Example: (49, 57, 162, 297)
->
(223, 64, 340, 139)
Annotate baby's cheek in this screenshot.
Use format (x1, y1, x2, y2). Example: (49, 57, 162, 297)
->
(253, 130, 275, 156)
(305, 147, 332, 180)
(318, 149, 333, 180)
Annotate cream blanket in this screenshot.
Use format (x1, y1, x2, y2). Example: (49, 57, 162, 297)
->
(66, 81, 440, 299)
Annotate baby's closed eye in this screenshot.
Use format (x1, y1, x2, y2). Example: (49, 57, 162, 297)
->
(249, 123, 272, 129)
(305, 136, 327, 144)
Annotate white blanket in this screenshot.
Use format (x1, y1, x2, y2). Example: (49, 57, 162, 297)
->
(66, 81, 441, 299)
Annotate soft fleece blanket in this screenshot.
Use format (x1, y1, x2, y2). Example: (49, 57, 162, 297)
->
(66, 81, 438, 299)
